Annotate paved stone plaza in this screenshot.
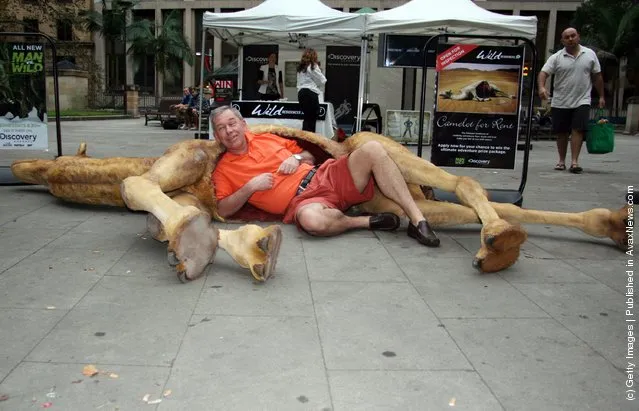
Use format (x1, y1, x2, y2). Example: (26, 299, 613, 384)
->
(0, 119, 637, 410)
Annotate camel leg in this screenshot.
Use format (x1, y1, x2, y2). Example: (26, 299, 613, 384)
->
(359, 195, 629, 273)
(147, 192, 283, 282)
(121, 147, 218, 282)
(347, 134, 527, 269)
(490, 202, 630, 251)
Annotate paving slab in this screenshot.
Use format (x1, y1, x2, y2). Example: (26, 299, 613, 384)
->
(0, 362, 170, 411)
(312, 282, 471, 370)
(0, 120, 636, 409)
(443, 318, 629, 411)
(328, 370, 502, 411)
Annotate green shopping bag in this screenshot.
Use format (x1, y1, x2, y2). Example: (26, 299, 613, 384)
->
(586, 109, 614, 154)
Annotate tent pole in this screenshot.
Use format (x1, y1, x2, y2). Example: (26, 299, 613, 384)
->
(197, 29, 206, 136)
(355, 37, 368, 133)
(238, 46, 244, 100)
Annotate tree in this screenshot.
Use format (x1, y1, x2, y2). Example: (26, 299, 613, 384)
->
(82, 2, 194, 97)
(81, 0, 136, 91)
(571, 0, 639, 112)
(0, 0, 105, 108)
(126, 9, 194, 99)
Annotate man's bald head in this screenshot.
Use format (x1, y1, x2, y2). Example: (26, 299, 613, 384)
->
(560, 27, 580, 51)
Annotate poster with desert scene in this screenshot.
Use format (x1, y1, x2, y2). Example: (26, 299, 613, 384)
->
(436, 62, 521, 115)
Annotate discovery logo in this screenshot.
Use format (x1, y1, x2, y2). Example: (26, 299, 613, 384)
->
(327, 54, 360, 62)
(245, 56, 269, 64)
(0, 132, 37, 142)
(468, 159, 490, 165)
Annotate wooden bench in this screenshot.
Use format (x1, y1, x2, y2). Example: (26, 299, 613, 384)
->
(142, 97, 183, 126)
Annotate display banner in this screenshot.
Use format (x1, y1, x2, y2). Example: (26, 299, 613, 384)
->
(232, 100, 327, 120)
(324, 46, 360, 126)
(386, 110, 431, 145)
(0, 42, 48, 150)
(377, 34, 437, 68)
(213, 79, 234, 103)
(431, 44, 524, 169)
(241, 44, 278, 100)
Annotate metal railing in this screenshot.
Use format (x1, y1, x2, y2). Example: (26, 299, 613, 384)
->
(89, 91, 124, 110)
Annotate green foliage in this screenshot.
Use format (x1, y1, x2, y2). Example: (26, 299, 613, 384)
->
(572, 0, 639, 63)
(127, 10, 194, 83)
(81, 2, 193, 93)
(80, 0, 138, 43)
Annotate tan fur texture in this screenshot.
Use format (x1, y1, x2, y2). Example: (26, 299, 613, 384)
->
(10, 125, 630, 274)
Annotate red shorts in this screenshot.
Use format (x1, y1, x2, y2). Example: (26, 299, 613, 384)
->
(283, 155, 375, 225)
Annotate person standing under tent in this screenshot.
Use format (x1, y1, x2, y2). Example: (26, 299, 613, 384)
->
(296, 48, 327, 133)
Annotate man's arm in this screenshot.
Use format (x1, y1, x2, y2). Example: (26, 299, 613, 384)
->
(537, 71, 550, 100)
(217, 174, 273, 218)
(296, 150, 315, 165)
(592, 72, 605, 108)
(277, 150, 315, 175)
(538, 54, 556, 101)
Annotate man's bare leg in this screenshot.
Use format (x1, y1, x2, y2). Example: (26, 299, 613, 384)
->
(296, 203, 370, 236)
(348, 141, 425, 225)
(570, 129, 584, 168)
(347, 141, 440, 246)
(556, 132, 569, 168)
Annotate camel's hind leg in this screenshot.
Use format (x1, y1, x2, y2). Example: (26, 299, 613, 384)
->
(121, 147, 217, 282)
(147, 192, 283, 282)
(359, 193, 523, 272)
(347, 132, 527, 268)
(360, 194, 629, 272)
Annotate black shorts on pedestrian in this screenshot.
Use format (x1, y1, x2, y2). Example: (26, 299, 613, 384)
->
(551, 105, 590, 134)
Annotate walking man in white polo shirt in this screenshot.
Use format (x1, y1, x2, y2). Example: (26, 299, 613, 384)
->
(537, 27, 605, 174)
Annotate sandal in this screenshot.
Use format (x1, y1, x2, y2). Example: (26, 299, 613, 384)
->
(569, 165, 583, 174)
(554, 163, 566, 171)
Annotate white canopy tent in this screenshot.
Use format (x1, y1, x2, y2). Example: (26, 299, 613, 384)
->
(356, 0, 538, 132)
(365, 0, 538, 39)
(200, 0, 368, 132)
(202, 0, 367, 49)
(199, 0, 538, 134)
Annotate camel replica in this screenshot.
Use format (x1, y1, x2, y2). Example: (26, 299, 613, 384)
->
(10, 124, 629, 283)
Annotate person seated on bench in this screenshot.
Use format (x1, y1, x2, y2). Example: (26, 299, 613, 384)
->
(171, 87, 193, 130)
(186, 88, 212, 130)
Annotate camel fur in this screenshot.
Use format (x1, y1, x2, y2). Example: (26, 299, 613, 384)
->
(10, 125, 630, 281)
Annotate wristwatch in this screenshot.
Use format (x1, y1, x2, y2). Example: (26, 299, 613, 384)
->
(292, 154, 303, 161)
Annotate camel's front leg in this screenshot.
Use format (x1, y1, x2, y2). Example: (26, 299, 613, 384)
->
(121, 147, 217, 282)
(347, 136, 528, 267)
(147, 193, 283, 282)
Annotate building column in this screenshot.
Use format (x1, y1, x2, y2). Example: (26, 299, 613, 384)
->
(183, 8, 194, 88)
(213, 8, 222, 71)
(512, 9, 520, 16)
(125, 8, 134, 86)
(155, 7, 163, 98)
(94, 35, 106, 91)
(546, 8, 557, 61)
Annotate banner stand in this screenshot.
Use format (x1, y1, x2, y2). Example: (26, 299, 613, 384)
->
(0, 31, 62, 185)
(417, 33, 537, 207)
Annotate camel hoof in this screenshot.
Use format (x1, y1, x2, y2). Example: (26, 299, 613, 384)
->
(250, 226, 283, 282)
(167, 250, 179, 266)
(169, 212, 218, 283)
(474, 219, 527, 273)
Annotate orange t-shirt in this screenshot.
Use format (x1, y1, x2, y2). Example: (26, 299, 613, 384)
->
(212, 132, 314, 215)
